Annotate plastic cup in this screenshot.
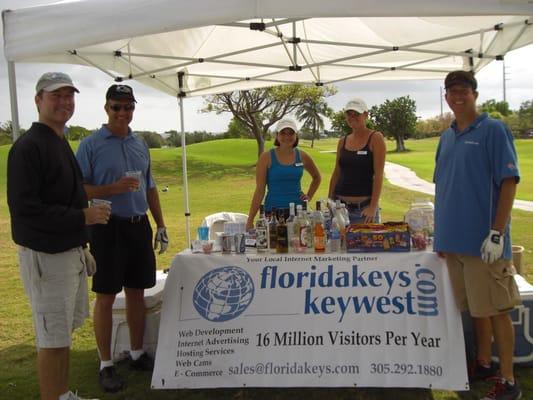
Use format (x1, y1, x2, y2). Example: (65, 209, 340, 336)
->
(202, 240, 214, 254)
(197, 226, 209, 241)
(125, 170, 142, 191)
(91, 198, 112, 209)
(221, 234, 233, 254)
(90, 199, 112, 224)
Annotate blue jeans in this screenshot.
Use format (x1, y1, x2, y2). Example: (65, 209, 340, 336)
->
(347, 206, 381, 224)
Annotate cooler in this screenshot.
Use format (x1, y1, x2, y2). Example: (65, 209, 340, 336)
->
(110, 270, 167, 361)
(464, 274, 533, 367)
(505, 274, 533, 366)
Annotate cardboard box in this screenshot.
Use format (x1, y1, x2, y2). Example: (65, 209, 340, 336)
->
(110, 270, 167, 361)
(346, 222, 411, 253)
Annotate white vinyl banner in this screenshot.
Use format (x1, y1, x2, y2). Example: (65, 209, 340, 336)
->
(152, 251, 468, 390)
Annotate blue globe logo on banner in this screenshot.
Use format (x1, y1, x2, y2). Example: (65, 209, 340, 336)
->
(193, 266, 255, 322)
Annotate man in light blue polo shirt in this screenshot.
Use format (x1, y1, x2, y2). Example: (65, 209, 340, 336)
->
(434, 71, 521, 400)
(76, 84, 169, 393)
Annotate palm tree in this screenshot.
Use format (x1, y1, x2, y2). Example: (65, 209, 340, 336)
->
(296, 98, 332, 148)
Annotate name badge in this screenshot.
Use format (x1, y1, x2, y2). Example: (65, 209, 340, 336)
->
(357, 150, 367, 155)
(294, 162, 303, 167)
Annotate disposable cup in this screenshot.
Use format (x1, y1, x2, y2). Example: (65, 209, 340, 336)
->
(197, 226, 209, 241)
(202, 240, 214, 254)
(91, 198, 112, 209)
(90, 199, 111, 224)
(125, 170, 142, 191)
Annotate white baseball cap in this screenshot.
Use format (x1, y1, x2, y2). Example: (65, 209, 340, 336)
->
(344, 98, 368, 113)
(275, 117, 298, 133)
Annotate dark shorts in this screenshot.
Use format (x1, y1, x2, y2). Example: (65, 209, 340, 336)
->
(90, 215, 156, 294)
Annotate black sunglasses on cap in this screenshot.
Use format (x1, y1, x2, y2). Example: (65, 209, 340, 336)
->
(108, 103, 135, 112)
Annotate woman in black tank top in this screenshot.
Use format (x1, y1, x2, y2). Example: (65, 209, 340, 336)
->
(328, 98, 386, 223)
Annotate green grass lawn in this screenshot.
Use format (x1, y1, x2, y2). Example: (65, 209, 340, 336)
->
(385, 137, 533, 202)
(0, 138, 532, 399)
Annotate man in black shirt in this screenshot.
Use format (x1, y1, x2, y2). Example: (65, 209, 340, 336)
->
(7, 72, 110, 400)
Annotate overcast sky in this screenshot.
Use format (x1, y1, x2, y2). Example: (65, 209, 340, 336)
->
(1, 0, 533, 134)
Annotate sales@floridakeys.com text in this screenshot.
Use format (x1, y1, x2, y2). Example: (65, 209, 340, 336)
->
(228, 361, 359, 378)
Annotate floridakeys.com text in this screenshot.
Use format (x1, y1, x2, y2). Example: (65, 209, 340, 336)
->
(228, 361, 359, 378)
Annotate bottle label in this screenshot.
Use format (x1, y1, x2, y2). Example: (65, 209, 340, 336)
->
(314, 236, 325, 251)
(299, 226, 308, 247)
(256, 228, 268, 250)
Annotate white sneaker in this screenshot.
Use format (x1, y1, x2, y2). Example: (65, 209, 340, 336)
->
(65, 391, 99, 400)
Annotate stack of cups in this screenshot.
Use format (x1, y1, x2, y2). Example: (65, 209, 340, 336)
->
(223, 222, 246, 254)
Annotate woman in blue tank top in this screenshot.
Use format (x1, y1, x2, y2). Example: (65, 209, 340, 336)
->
(246, 117, 321, 230)
(328, 98, 386, 224)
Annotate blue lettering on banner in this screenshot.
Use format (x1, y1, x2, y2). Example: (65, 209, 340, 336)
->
(259, 263, 439, 322)
(415, 264, 438, 316)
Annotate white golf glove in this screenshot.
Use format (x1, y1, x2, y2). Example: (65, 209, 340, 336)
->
(154, 227, 169, 254)
(480, 229, 504, 264)
(83, 247, 97, 276)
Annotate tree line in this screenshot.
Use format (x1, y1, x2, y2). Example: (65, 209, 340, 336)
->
(2, 86, 532, 154)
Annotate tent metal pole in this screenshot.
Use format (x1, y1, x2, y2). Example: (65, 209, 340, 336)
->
(178, 72, 191, 248)
(7, 61, 20, 141)
(292, 21, 297, 67)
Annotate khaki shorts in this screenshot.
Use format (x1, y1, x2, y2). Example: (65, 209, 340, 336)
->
(19, 246, 89, 349)
(444, 253, 521, 318)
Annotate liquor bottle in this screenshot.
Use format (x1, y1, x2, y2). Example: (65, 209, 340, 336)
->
(313, 201, 325, 252)
(256, 204, 269, 253)
(335, 201, 347, 252)
(286, 202, 297, 252)
(298, 204, 310, 251)
(340, 203, 350, 226)
(276, 209, 288, 253)
(293, 204, 304, 253)
(268, 207, 278, 251)
(323, 205, 332, 243)
(303, 202, 314, 251)
(329, 216, 341, 252)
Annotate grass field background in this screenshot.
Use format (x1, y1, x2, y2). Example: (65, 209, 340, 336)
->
(0, 137, 531, 399)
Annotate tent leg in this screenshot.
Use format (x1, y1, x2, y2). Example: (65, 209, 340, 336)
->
(178, 95, 191, 248)
(7, 61, 21, 141)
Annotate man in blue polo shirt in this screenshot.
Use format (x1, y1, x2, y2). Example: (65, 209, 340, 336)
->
(76, 84, 169, 393)
(434, 70, 521, 400)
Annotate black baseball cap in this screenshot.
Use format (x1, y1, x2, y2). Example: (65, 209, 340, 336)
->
(106, 84, 137, 102)
(444, 70, 477, 91)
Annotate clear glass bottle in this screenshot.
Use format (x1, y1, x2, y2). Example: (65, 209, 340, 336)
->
(303, 202, 314, 251)
(335, 202, 347, 252)
(298, 204, 311, 251)
(286, 202, 297, 252)
(268, 207, 278, 251)
(323, 204, 332, 247)
(293, 204, 305, 253)
(256, 204, 269, 252)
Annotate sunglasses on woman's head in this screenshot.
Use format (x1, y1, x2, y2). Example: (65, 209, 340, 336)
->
(108, 103, 135, 112)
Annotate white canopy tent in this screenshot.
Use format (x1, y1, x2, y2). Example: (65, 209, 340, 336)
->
(3, 0, 533, 245)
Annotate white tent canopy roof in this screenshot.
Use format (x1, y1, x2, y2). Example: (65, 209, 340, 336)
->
(3, 0, 533, 97)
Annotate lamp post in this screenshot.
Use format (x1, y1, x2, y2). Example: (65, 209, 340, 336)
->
(503, 60, 510, 103)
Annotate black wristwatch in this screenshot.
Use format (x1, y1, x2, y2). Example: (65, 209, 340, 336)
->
(490, 232, 501, 245)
